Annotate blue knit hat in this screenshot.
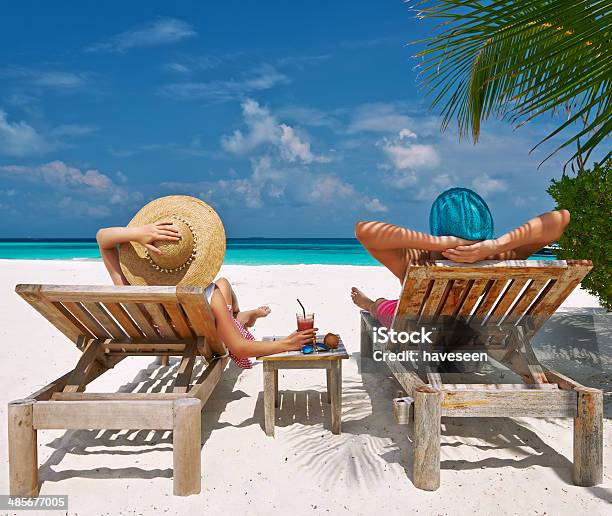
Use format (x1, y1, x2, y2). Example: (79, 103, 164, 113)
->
(429, 187, 494, 241)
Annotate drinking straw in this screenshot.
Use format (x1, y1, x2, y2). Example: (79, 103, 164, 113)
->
(297, 298, 306, 318)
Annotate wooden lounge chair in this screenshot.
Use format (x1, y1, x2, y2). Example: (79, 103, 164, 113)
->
(8, 284, 229, 497)
(359, 259, 603, 491)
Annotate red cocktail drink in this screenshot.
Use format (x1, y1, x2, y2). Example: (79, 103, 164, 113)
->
(296, 313, 314, 331)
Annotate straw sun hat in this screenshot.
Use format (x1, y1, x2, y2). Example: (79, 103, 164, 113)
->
(119, 195, 226, 286)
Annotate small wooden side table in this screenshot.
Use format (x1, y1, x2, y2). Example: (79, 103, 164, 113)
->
(257, 337, 349, 437)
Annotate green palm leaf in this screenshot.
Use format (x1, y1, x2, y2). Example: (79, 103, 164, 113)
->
(413, 0, 612, 167)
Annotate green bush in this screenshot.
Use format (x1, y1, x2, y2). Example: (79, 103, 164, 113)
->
(547, 160, 611, 311)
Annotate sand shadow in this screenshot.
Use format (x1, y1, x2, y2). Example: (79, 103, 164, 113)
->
(356, 355, 593, 488)
(532, 308, 611, 418)
(258, 305, 611, 498)
(254, 389, 333, 431)
(355, 307, 610, 499)
(37, 357, 244, 489)
(228, 355, 578, 490)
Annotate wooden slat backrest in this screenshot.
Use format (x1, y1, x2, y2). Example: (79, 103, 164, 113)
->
(122, 303, 161, 340)
(15, 284, 227, 356)
(393, 260, 592, 331)
(102, 302, 145, 338)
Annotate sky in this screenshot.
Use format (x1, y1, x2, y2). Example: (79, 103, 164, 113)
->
(0, 1, 598, 238)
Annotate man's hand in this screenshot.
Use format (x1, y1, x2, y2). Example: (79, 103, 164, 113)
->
(133, 220, 181, 255)
(436, 235, 477, 250)
(442, 239, 498, 263)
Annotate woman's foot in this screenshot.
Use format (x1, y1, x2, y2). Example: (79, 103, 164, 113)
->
(351, 287, 375, 311)
(236, 306, 271, 328)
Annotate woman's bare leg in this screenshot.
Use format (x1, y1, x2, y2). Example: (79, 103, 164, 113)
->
(215, 277, 271, 327)
(237, 307, 271, 327)
(215, 277, 239, 314)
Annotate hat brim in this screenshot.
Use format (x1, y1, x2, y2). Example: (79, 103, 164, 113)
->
(119, 195, 225, 286)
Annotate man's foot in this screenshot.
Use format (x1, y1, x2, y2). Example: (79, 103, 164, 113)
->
(351, 287, 375, 311)
(236, 306, 271, 327)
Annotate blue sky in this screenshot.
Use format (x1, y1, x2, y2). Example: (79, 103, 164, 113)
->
(0, 1, 593, 238)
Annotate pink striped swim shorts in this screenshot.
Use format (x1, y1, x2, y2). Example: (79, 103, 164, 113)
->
(375, 299, 398, 328)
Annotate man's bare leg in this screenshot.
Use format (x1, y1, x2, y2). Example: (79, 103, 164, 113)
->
(351, 287, 386, 319)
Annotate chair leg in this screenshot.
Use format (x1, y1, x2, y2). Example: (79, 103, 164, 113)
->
(8, 399, 38, 496)
(413, 386, 441, 491)
(573, 388, 603, 486)
(330, 361, 342, 434)
(172, 398, 201, 496)
(263, 362, 276, 437)
(274, 369, 279, 408)
(360, 312, 373, 359)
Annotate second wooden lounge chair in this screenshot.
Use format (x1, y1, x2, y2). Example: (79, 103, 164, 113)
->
(8, 284, 230, 497)
(359, 259, 603, 491)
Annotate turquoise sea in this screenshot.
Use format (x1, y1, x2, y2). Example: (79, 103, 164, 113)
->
(0, 239, 555, 265)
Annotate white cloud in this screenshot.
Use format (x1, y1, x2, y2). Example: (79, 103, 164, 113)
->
(0, 110, 51, 156)
(298, 173, 387, 213)
(416, 173, 456, 201)
(30, 71, 86, 88)
(347, 102, 441, 139)
(237, 156, 288, 208)
(243, 65, 288, 90)
(164, 156, 288, 209)
(471, 174, 508, 196)
(86, 18, 196, 52)
(308, 175, 356, 203)
(275, 105, 337, 128)
(513, 195, 537, 207)
(364, 197, 388, 212)
(0, 160, 136, 204)
(348, 103, 413, 133)
(58, 197, 111, 218)
(399, 128, 417, 140)
(279, 124, 329, 163)
(163, 56, 222, 75)
(376, 128, 435, 177)
(221, 99, 329, 163)
(163, 160, 376, 214)
(162, 65, 288, 102)
(0, 110, 95, 157)
(165, 63, 190, 74)
(383, 142, 439, 169)
(221, 99, 279, 153)
(384, 169, 419, 189)
(0, 68, 87, 89)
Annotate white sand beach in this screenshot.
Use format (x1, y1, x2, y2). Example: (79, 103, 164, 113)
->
(0, 260, 610, 515)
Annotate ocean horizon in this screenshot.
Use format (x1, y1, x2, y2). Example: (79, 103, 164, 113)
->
(0, 238, 556, 265)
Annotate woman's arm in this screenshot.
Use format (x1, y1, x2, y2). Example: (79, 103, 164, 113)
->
(355, 220, 474, 281)
(442, 210, 570, 263)
(96, 221, 180, 285)
(210, 290, 317, 358)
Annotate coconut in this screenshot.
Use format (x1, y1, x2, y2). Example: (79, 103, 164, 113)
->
(324, 333, 340, 349)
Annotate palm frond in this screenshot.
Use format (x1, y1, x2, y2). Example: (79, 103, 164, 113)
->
(413, 0, 612, 167)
